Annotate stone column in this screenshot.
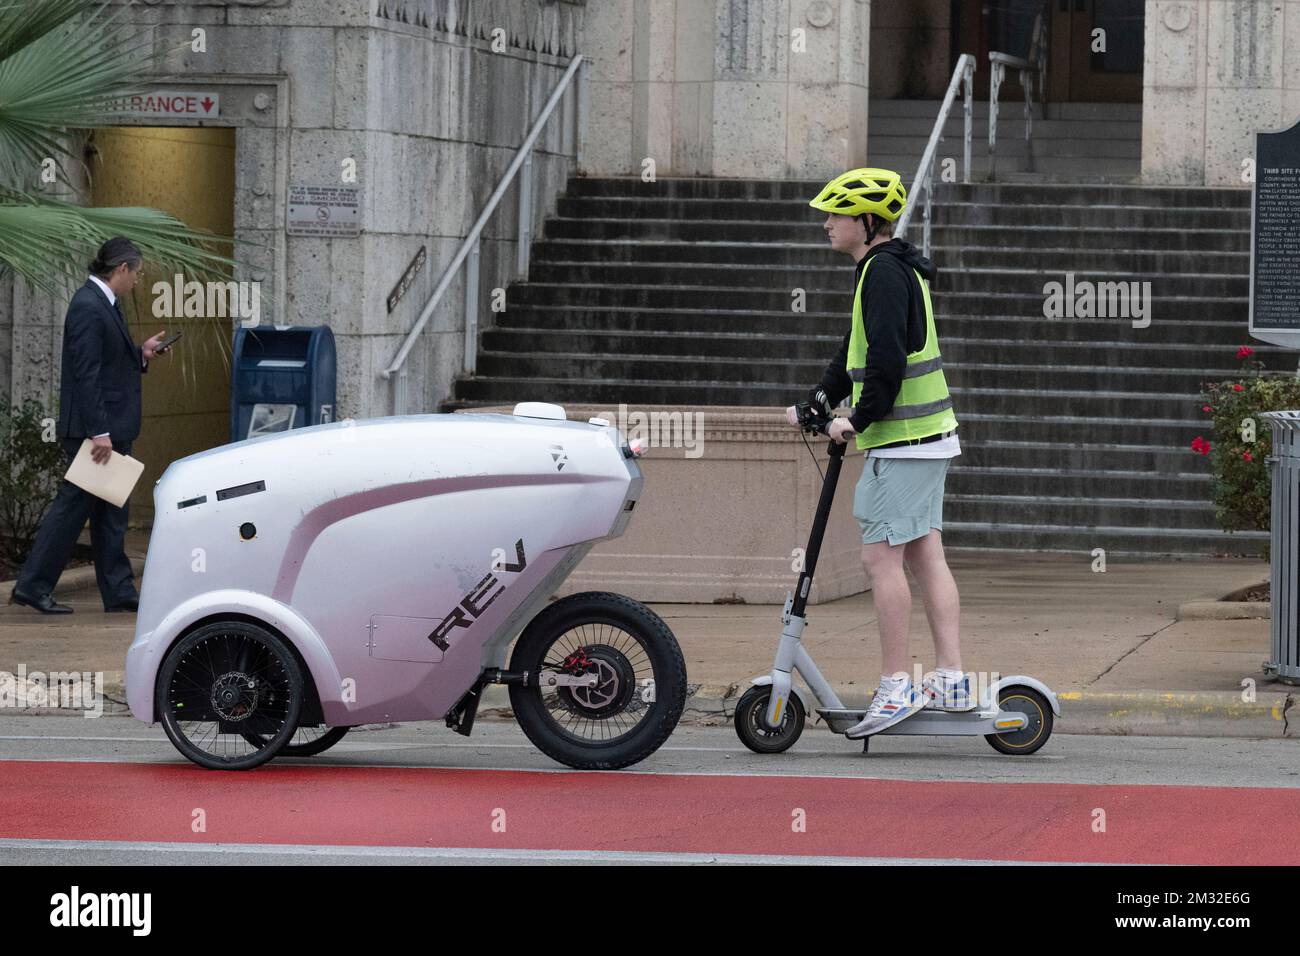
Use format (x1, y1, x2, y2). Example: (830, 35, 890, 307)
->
(1143, 0, 1300, 186)
(584, 0, 870, 178)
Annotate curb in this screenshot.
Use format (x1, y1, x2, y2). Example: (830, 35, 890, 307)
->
(1177, 600, 1270, 621)
(10, 677, 1296, 740)
(1053, 690, 1296, 738)
(678, 684, 1298, 739)
(1, 555, 147, 602)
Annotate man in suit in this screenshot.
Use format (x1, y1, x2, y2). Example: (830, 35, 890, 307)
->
(9, 237, 168, 614)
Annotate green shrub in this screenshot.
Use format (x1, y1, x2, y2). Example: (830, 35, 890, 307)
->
(1195, 346, 1300, 553)
(0, 397, 67, 567)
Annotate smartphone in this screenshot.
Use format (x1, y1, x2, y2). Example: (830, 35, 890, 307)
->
(156, 330, 184, 353)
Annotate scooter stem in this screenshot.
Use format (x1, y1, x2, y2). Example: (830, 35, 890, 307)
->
(790, 438, 847, 618)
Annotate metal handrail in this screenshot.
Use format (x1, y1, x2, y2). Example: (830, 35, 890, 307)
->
(895, 53, 975, 259)
(987, 10, 1046, 180)
(382, 53, 590, 414)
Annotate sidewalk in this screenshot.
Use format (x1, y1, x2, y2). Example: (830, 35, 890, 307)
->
(2, 528, 1294, 738)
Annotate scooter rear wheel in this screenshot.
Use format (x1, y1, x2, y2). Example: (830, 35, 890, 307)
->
(734, 685, 804, 754)
(985, 685, 1053, 755)
(508, 592, 686, 770)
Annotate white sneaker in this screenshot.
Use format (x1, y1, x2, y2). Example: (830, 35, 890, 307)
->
(920, 670, 977, 712)
(845, 679, 927, 739)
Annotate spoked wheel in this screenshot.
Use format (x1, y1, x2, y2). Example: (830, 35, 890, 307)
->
(985, 685, 1054, 756)
(156, 620, 303, 770)
(734, 685, 805, 754)
(508, 592, 686, 770)
(241, 724, 350, 757)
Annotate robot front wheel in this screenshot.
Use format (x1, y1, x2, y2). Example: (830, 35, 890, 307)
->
(156, 620, 305, 771)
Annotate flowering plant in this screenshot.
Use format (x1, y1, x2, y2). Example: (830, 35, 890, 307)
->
(1196, 346, 1300, 549)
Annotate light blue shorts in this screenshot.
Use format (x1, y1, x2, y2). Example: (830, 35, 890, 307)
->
(852, 455, 952, 546)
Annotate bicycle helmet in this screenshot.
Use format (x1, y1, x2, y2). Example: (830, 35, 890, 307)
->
(808, 167, 907, 221)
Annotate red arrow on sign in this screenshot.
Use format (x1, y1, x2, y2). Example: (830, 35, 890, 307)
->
(201, 97, 214, 113)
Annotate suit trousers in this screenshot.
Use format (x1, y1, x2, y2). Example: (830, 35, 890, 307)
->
(15, 437, 138, 609)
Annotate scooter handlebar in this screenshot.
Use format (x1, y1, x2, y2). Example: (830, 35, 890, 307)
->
(793, 397, 833, 436)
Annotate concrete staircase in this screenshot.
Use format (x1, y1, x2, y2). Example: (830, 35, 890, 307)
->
(446, 175, 1279, 557)
(867, 99, 1142, 183)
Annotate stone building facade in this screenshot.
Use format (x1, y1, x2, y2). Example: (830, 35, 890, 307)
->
(1, 0, 1293, 500)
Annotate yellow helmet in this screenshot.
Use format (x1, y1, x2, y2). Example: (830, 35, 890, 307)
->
(808, 168, 907, 221)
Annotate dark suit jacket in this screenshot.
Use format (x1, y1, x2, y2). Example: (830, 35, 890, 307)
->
(56, 279, 149, 442)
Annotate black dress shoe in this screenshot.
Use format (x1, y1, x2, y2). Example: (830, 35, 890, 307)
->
(105, 597, 139, 612)
(9, 588, 73, 614)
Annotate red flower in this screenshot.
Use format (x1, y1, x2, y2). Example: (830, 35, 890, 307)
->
(1202, 405, 1213, 413)
(1191, 436, 1212, 456)
(1238, 346, 1255, 360)
(1243, 451, 1254, 462)
(1233, 383, 1245, 392)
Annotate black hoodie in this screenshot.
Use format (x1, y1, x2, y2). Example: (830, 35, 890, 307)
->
(812, 238, 937, 433)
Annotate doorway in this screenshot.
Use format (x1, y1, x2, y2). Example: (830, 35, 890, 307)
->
(88, 125, 236, 524)
(955, 0, 1143, 103)
(1047, 0, 1144, 102)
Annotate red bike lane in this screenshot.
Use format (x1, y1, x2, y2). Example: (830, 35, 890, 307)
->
(2, 759, 1293, 864)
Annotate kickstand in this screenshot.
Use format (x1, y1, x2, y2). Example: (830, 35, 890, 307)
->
(861, 736, 870, 754)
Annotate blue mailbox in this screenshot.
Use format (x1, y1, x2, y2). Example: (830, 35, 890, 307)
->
(230, 325, 337, 442)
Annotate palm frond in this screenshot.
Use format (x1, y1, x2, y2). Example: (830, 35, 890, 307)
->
(0, 1, 153, 187)
(0, 0, 95, 65)
(0, 189, 240, 296)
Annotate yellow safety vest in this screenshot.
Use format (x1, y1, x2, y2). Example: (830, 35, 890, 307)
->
(847, 255, 958, 451)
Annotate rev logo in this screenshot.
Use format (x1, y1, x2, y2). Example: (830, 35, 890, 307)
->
(427, 539, 527, 651)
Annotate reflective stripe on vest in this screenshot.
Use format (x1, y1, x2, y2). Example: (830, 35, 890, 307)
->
(847, 355, 945, 383)
(846, 254, 958, 450)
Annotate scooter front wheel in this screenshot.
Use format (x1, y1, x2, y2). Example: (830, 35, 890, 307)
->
(734, 685, 804, 754)
(508, 591, 687, 770)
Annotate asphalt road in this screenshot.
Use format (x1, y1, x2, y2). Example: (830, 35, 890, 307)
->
(1, 715, 1297, 865)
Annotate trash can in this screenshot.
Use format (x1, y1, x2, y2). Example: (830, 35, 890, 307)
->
(230, 325, 336, 442)
(1261, 410, 1300, 683)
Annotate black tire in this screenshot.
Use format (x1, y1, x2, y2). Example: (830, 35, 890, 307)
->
(734, 685, 805, 754)
(156, 620, 303, 770)
(508, 591, 686, 770)
(241, 724, 350, 757)
(985, 685, 1053, 756)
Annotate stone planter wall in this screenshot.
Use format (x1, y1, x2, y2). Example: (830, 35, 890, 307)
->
(468, 404, 868, 605)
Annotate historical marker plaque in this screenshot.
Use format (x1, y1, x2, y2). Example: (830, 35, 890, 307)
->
(1250, 121, 1300, 348)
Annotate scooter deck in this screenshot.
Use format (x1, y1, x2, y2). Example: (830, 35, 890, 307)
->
(816, 708, 1028, 737)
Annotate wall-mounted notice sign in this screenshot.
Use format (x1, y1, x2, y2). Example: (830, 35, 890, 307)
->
(287, 185, 361, 237)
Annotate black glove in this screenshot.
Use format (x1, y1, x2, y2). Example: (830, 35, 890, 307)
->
(806, 386, 833, 418)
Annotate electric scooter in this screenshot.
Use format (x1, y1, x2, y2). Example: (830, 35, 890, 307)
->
(734, 398, 1059, 756)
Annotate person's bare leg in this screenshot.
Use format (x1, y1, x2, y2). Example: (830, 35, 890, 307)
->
(862, 539, 910, 676)
(903, 529, 961, 670)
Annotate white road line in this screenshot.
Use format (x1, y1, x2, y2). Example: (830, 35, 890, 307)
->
(0, 734, 1069, 761)
(0, 753, 1072, 782)
(0, 837, 1068, 866)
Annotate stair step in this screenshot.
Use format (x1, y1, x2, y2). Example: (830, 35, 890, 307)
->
(449, 172, 1269, 558)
